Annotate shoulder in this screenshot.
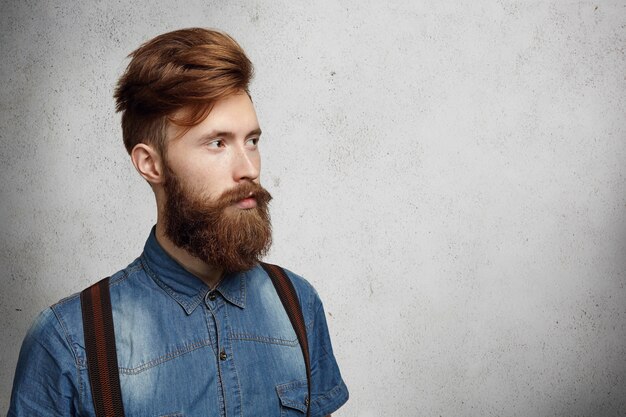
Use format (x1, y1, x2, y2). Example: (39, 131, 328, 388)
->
(281, 265, 319, 297)
(41, 257, 146, 364)
(257, 263, 324, 329)
(258, 263, 317, 294)
(22, 306, 66, 347)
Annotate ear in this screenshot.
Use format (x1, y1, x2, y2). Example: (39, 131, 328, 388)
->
(130, 143, 164, 185)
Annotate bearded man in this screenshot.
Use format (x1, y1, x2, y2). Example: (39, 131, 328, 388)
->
(8, 28, 349, 417)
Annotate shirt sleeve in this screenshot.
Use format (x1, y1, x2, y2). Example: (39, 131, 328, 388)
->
(8, 307, 81, 416)
(307, 292, 349, 417)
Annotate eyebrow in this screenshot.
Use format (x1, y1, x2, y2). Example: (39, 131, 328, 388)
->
(197, 128, 262, 142)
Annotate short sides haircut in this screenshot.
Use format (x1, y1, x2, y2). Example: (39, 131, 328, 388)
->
(114, 28, 253, 155)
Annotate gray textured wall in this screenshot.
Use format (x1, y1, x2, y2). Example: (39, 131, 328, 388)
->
(1, 1, 625, 416)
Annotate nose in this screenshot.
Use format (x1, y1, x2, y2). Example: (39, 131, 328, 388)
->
(232, 146, 260, 183)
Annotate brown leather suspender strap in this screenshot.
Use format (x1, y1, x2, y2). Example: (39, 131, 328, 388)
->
(261, 262, 312, 417)
(80, 277, 126, 417)
(80, 264, 310, 417)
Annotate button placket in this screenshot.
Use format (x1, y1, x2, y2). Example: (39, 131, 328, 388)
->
(203, 284, 242, 416)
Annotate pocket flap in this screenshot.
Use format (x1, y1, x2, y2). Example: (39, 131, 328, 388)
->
(276, 379, 308, 413)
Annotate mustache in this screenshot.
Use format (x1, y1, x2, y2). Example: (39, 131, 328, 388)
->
(216, 181, 273, 208)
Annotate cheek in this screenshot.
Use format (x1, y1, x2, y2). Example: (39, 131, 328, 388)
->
(187, 165, 231, 199)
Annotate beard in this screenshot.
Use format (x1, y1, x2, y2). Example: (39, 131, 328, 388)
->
(162, 165, 273, 273)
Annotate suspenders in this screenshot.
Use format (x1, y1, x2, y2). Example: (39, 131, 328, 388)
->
(80, 262, 311, 417)
(80, 279, 125, 417)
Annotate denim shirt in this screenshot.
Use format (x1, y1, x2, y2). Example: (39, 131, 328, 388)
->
(8, 227, 348, 417)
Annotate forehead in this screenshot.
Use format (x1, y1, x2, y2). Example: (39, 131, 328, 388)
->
(166, 92, 259, 144)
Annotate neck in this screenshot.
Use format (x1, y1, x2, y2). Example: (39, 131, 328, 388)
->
(155, 221, 224, 289)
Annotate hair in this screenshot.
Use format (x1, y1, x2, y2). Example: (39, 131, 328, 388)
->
(114, 28, 253, 155)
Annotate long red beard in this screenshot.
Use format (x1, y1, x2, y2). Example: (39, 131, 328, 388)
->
(162, 165, 273, 273)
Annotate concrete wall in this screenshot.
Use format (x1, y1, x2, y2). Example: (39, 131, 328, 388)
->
(1, 1, 625, 415)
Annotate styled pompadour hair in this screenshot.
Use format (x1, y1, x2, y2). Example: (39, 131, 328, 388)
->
(114, 28, 253, 155)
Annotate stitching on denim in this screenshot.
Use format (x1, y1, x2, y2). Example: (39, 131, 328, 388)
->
(228, 332, 299, 346)
(51, 306, 81, 366)
(276, 379, 308, 413)
(50, 306, 87, 407)
(215, 336, 227, 417)
(219, 272, 246, 308)
(144, 259, 183, 308)
(204, 307, 218, 356)
(50, 263, 140, 308)
(311, 381, 344, 407)
(118, 338, 212, 374)
(109, 263, 140, 287)
(141, 257, 205, 314)
(222, 304, 244, 417)
(141, 257, 181, 303)
(202, 302, 226, 417)
(276, 379, 307, 393)
(78, 365, 85, 414)
(235, 359, 244, 417)
(211, 298, 228, 417)
(240, 269, 246, 307)
(280, 398, 306, 411)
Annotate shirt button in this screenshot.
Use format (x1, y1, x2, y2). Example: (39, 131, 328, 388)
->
(208, 291, 217, 301)
(304, 396, 309, 406)
(219, 350, 227, 361)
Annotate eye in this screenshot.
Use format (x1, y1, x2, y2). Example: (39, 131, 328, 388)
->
(246, 137, 260, 147)
(207, 139, 224, 149)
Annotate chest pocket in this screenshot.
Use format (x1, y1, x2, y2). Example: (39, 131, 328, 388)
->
(276, 379, 308, 416)
(228, 331, 299, 346)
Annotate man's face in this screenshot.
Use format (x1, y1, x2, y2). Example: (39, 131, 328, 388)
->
(164, 91, 263, 201)
(161, 91, 273, 272)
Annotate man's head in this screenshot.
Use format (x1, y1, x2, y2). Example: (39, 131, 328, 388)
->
(114, 28, 272, 272)
(114, 28, 253, 157)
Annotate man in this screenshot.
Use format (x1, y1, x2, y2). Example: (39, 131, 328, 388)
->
(8, 28, 348, 417)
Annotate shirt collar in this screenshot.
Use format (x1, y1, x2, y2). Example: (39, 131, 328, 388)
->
(140, 226, 247, 314)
